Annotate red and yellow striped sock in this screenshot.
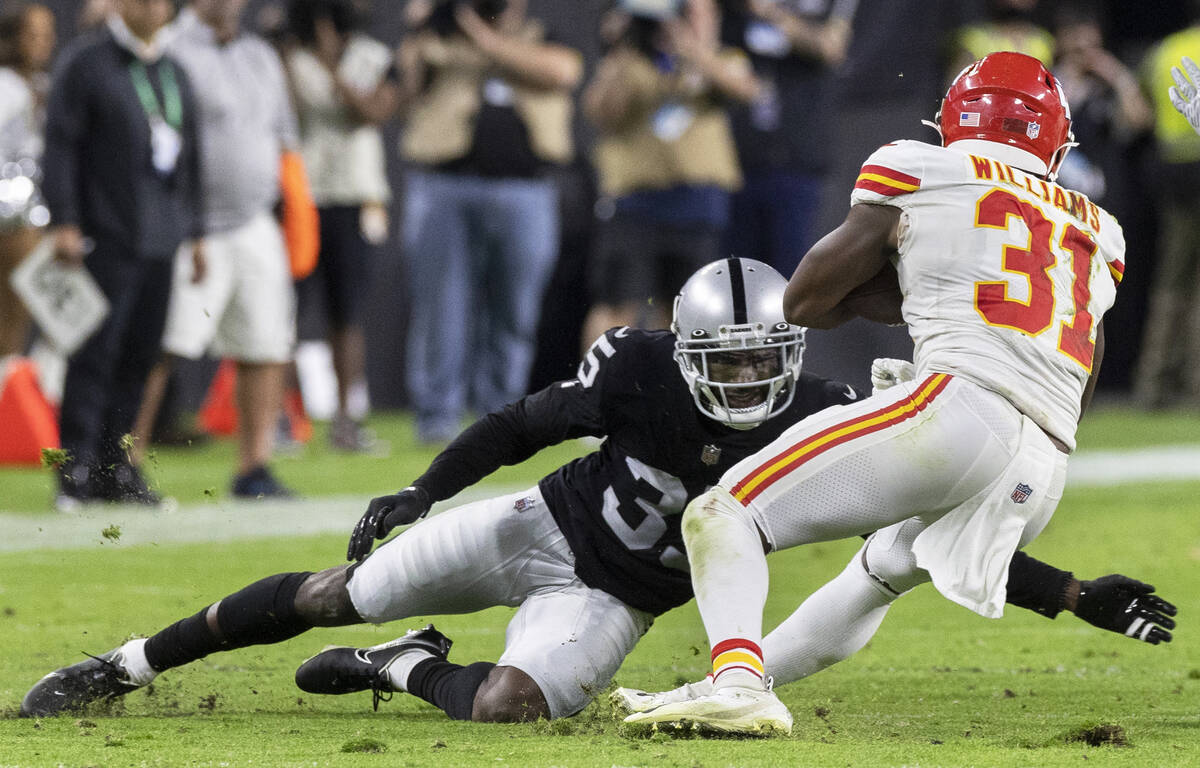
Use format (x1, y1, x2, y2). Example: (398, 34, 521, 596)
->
(710, 638, 765, 689)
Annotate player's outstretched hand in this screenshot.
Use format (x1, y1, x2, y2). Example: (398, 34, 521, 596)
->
(1074, 574, 1177, 645)
(870, 358, 915, 394)
(347, 486, 432, 561)
(1169, 56, 1200, 136)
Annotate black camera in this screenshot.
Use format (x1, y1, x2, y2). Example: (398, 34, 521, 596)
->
(426, 0, 508, 36)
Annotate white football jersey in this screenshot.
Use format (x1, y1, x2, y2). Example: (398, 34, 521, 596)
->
(850, 140, 1126, 450)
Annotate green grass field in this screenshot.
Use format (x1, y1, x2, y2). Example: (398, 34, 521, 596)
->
(1, 408, 1198, 767)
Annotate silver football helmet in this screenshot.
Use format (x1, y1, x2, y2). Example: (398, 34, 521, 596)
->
(672, 258, 806, 430)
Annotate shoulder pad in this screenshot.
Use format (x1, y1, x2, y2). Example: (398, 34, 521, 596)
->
(575, 327, 670, 390)
(851, 140, 932, 205)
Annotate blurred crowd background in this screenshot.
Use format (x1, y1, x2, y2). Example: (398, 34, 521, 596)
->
(3, 0, 1200, 496)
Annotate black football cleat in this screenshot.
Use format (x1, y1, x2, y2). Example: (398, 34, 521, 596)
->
(295, 624, 452, 710)
(20, 649, 144, 717)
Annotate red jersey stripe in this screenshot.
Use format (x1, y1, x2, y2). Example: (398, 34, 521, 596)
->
(1108, 259, 1125, 286)
(859, 164, 921, 187)
(854, 178, 913, 196)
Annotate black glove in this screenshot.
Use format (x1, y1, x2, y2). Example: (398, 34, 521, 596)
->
(347, 486, 432, 562)
(1074, 575, 1177, 645)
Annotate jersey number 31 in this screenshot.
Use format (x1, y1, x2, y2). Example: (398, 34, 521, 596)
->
(973, 188, 1098, 370)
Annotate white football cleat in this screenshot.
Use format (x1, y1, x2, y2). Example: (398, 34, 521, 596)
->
(622, 684, 793, 735)
(611, 676, 713, 714)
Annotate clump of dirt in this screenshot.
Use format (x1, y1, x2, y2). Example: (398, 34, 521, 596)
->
(1063, 723, 1129, 747)
(41, 448, 70, 469)
(340, 737, 387, 753)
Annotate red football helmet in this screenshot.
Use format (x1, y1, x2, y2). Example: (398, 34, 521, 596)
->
(935, 51, 1075, 179)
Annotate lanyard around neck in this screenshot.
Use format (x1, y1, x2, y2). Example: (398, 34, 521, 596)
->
(129, 59, 182, 130)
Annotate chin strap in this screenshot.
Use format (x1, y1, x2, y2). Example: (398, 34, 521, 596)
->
(1046, 139, 1079, 183)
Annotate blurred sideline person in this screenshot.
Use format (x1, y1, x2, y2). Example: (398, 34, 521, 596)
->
(1132, 20, 1200, 409)
(0, 2, 55, 357)
(580, 0, 759, 347)
(397, 0, 582, 444)
(43, 0, 204, 509)
(21, 260, 1174, 722)
(721, 0, 857, 276)
(948, 0, 1054, 77)
(1050, 6, 1152, 202)
(1049, 5, 1153, 394)
(138, 0, 302, 498)
(286, 0, 399, 452)
(77, 0, 116, 31)
(625, 52, 1131, 735)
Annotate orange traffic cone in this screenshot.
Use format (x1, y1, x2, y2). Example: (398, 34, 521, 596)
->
(198, 358, 238, 436)
(284, 387, 312, 444)
(0, 357, 59, 465)
(198, 360, 312, 444)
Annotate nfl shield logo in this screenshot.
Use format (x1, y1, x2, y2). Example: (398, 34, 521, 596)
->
(1010, 483, 1033, 504)
(701, 444, 721, 466)
(1026, 122, 1041, 139)
(513, 496, 537, 512)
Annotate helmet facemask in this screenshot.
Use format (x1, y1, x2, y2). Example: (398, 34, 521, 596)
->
(672, 258, 806, 430)
(674, 319, 805, 430)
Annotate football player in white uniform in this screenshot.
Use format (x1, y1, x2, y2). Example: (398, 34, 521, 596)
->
(625, 52, 1138, 735)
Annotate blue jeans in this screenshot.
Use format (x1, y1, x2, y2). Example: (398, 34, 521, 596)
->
(726, 169, 822, 276)
(403, 169, 559, 440)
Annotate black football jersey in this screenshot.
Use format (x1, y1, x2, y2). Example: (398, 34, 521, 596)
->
(412, 327, 862, 616)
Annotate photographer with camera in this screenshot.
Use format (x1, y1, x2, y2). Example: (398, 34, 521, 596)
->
(396, 0, 582, 444)
(579, 0, 761, 350)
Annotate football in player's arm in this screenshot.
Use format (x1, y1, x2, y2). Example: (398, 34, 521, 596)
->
(21, 259, 1174, 723)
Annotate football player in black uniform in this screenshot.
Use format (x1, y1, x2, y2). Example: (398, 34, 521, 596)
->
(21, 259, 1175, 722)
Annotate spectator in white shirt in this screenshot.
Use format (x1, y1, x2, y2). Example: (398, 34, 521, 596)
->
(285, 0, 400, 452)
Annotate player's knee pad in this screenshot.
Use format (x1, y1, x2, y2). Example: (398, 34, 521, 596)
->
(681, 487, 757, 546)
(861, 519, 930, 596)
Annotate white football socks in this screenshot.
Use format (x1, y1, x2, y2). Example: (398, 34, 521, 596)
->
(683, 489, 770, 690)
(382, 648, 438, 693)
(764, 553, 897, 686)
(117, 638, 159, 686)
